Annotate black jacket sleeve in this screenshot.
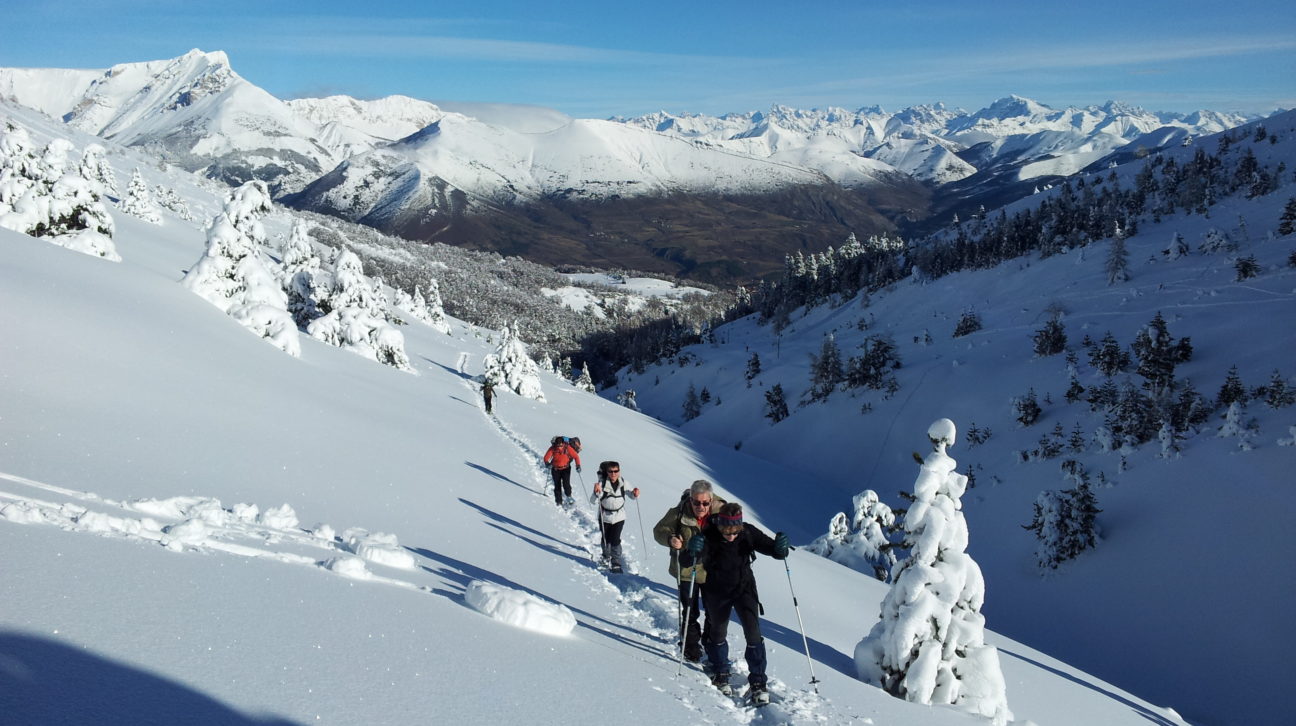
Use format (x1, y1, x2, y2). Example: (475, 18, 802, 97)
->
(747, 525, 785, 560)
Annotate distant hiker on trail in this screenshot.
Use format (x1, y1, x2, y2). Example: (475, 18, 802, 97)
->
(543, 436, 582, 506)
(591, 461, 639, 573)
(653, 479, 726, 663)
(682, 502, 789, 703)
(481, 380, 495, 414)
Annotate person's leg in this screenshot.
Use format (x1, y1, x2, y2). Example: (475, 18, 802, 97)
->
(605, 520, 625, 569)
(703, 591, 735, 674)
(551, 468, 564, 505)
(735, 595, 767, 689)
(678, 579, 703, 661)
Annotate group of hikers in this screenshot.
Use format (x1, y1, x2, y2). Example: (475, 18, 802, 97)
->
(540, 436, 789, 704)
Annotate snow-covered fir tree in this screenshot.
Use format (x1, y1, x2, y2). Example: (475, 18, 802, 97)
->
(855, 419, 1011, 725)
(0, 125, 118, 261)
(616, 389, 639, 411)
(806, 489, 897, 581)
(1025, 460, 1102, 570)
(763, 384, 789, 423)
(1105, 227, 1130, 285)
(153, 184, 194, 222)
(181, 180, 298, 356)
(77, 144, 118, 199)
(480, 322, 544, 401)
(574, 363, 596, 393)
(682, 383, 702, 421)
(120, 168, 161, 224)
(307, 249, 411, 371)
(1163, 231, 1189, 261)
(278, 220, 324, 328)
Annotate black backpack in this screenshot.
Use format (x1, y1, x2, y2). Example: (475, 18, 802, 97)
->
(551, 435, 582, 452)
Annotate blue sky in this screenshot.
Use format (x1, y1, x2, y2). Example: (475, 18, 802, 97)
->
(4, 0, 1293, 118)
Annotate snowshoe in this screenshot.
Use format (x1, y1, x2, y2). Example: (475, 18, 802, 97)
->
(609, 563, 623, 574)
(749, 685, 770, 706)
(711, 673, 733, 696)
(563, 496, 575, 507)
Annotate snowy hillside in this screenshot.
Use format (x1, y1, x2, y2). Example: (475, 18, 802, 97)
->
(616, 114, 1296, 726)
(1, 96, 1199, 726)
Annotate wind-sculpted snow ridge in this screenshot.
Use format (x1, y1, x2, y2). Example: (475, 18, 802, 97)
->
(0, 470, 419, 587)
(462, 372, 832, 724)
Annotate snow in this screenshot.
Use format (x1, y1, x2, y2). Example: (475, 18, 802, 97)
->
(618, 113, 1296, 726)
(0, 102, 1206, 726)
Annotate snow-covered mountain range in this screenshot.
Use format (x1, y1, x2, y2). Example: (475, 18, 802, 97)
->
(0, 50, 1260, 282)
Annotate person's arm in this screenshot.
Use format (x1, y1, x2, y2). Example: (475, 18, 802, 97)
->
(653, 509, 679, 548)
(749, 525, 781, 558)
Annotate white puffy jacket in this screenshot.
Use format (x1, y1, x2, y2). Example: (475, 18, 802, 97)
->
(593, 478, 632, 525)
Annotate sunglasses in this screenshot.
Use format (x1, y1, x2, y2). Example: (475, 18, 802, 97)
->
(691, 498, 712, 507)
(606, 469, 620, 474)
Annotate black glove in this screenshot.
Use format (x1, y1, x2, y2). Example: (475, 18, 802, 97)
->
(576, 465, 582, 473)
(773, 532, 790, 558)
(687, 534, 705, 556)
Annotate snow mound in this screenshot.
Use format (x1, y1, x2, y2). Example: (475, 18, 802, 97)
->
(464, 580, 576, 636)
(324, 556, 371, 579)
(342, 528, 416, 570)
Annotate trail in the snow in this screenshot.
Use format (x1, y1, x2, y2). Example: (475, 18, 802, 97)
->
(457, 367, 832, 725)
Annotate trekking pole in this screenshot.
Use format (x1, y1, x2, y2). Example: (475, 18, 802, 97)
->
(782, 551, 821, 694)
(633, 497, 648, 567)
(575, 467, 590, 503)
(677, 559, 698, 677)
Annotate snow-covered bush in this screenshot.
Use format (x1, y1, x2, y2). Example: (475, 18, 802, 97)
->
(120, 168, 161, 224)
(154, 184, 194, 221)
(307, 249, 412, 371)
(806, 489, 896, 581)
(0, 125, 119, 261)
(856, 419, 1011, 725)
(395, 278, 452, 334)
(78, 144, 118, 199)
(182, 180, 299, 356)
(1024, 460, 1101, 570)
(574, 362, 596, 393)
(480, 322, 544, 400)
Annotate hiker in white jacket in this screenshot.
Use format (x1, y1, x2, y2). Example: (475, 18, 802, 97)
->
(591, 461, 639, 573)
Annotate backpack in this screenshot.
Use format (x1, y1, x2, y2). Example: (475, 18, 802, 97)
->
(551, 435, 582, 452)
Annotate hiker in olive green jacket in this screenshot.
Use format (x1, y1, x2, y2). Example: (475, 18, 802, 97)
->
(653, 479, 726, 663)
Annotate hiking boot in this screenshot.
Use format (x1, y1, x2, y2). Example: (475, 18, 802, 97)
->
(749, 682, 769, 705)
(711, 672, 733, 696)
(685, 646, 704, 663)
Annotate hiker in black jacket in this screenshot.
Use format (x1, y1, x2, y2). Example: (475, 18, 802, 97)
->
(683, 502, 789, 700)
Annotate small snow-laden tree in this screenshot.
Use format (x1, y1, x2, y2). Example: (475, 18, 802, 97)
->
(78, 144, 118, 199)
(1105, 226, 1130, 285)
(682, 383, 702, 420)
(279, 220, 325, 328)
(575, 362, 596, 393)
(1163, 231, 1189, 261)
(120, 168, 161, 224)
(419, 278, 452, 334)
(764, 383, 789, 423)
(183, 185, 299, 356)
(808, 490, 898, 581)
(0, 128, 119, 261)
(856, 419, 1012, 725)
(153, 184, 194, 221)
(616, 389, 640, 411)
(307, 249, 411, 370)
(479, 322, 544, 400)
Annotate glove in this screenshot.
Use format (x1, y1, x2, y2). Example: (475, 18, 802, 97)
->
(687, 534, 705, 556)
(576, 465, 582, 473)
(632, 487, 640, 498)
(545, 462, 553, 470)
(773, 532, 790, 558)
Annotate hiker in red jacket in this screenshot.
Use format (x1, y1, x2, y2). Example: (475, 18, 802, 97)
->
(543, 436, 582, 506)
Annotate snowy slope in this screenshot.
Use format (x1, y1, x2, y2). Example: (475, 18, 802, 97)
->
(618, 115, 1296, 726)
(0, 102, 1194, 726)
